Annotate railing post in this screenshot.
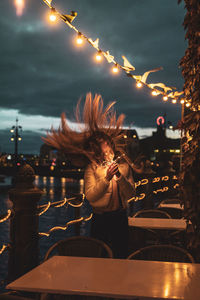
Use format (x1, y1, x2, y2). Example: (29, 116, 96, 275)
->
(8, 164, 43, 282)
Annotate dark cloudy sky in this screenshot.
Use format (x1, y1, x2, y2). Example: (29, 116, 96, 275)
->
(0, 0, 186, 154)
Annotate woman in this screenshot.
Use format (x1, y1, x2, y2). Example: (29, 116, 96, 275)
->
(44, 93, 135, 258)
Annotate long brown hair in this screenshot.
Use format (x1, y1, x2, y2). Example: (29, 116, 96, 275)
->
(43, 93, 126, 165)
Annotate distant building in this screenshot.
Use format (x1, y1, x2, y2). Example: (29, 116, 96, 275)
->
(139, 116, 180, 161)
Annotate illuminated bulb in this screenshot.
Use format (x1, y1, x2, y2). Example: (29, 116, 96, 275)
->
(49, 8, 57, 22)
(18, 137, 22, 141)
(123, 135, 127, 139)
(152, 90, 158, 96)
(180, 99, 185, 104)
(163, 95, 168, 101)
(76, 32, 84, 45)
(112, 64, 119, 73)
(10, 129, 14, 133)
(172, 99, 177, 104)
(95, 51, 102, 62)
(136, 81, 143, 88)
(11, 138, 14, 141)
(186, 102, 191, 107)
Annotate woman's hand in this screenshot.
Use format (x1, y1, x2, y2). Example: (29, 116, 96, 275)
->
(105, 162, 121, 181)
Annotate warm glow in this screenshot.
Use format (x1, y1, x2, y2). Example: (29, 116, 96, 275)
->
(11, 138, 14, 141)
(14, 0, 25, 17)
(180, 99, 185, 104)
(172, 99, 177, 104)
(163, 95, 168, 101)
(136, 81, 142, 88)
(152, 90, 158, 96)
(18, 137, 22, 141)
(49, 13, 56, 22)
(123, 135, 127, 139)
(76, 33, 84, 45)
(95, 51, 102, 62)
(186, 102, 191, 107)
(112, 65, 119, 73)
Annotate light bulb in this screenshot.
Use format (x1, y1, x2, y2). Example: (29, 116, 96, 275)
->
(180, 99, 185, 104)
(172, 99, 177, 104)
(112, 64, 119, 73)
(136, 81, 142, 88)
(76, 32, 84, 45)
(186, 102, 191, 107)
(152, 90, 158, 96)
(95, 51, 102, 62)
(163, 95, 168, 101)
(49, 8, 57, 22)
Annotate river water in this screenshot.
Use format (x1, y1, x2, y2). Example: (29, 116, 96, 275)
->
(0, 175, 92, 290)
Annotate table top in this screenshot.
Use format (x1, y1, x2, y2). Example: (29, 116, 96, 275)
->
(7, 256, 200, 299)
(159, 203, 183, 210)
(128, 217, 187, 230)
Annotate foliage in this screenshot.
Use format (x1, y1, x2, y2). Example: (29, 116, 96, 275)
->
(178, 0, 200, 251)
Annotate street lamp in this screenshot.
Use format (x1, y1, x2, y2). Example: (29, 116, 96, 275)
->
(10, 118, 22, 165)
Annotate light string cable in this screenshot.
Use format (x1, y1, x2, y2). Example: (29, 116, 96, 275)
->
(42, 0, 191, 108)
(0, 210, 12, 256)
(39, 212, 93, 237)
(38, 193, 85, 216)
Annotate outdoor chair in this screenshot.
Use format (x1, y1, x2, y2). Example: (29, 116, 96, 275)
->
(127, 244, 195, 263)
(44, 235, 113, 261)
(128, 226, 160, 253)
(132, 209, 171, 219)
(157, 207, 183, 219)
(160, 198, 181, 204)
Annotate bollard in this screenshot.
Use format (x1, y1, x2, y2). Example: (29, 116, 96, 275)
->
(8, 164, 43, 282)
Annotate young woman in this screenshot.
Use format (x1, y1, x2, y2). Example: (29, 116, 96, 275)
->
(44, 93, 135, 258)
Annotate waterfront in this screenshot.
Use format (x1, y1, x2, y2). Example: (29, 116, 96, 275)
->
(0, 175, 92, 289)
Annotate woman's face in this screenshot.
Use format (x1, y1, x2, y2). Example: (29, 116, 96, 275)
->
(100, 141, 114, 162)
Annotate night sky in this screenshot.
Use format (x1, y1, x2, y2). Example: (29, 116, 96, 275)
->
(0, 0, 186, 154)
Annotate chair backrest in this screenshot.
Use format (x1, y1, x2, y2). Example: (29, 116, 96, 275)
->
(129, 226, 160, 253)
(127, 244, 195, 263)
(132, 209, 171, 219)
(161, 198, 181, 204)
(157, 207, 183, 219)
(44, 236, 113, 261)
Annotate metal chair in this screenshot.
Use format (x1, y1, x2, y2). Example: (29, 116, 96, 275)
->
(128, 226, 160, 253)
(127, 244, 195, 263)
(157, 207, 183, 219)
(44, 236, 113, 261)
(160, 198, 181, 204)
(132, 209, 171, 219)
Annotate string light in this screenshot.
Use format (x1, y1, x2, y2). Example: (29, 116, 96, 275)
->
(49, 8, 57, 22)
(136, 81, 143, 88)
(112, 64, 119, 74)
(152, 90, 158, 96)
(186, 102, 191, 107)
(41, 0, 188, 107)
(76, 32, 84, 45)
(163, 95, 168, 101)
(95, 50, 102, 62)
(180, 99, 185, 104)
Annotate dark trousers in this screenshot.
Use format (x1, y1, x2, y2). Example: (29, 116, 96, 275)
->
(91, 209, 128, 259)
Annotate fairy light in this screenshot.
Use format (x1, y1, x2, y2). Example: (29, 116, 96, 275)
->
(152, 90, 158, 96)
(180, 99, 185, 104)
(163, 95, 168, 101)
(112, 64, 119, 74)
(49, 8, 57, 22)
(172, 98, 177, 104)
(76, 32, 84, 45)
(95, 51, 102, 62)
(136, 81, 143, 88)
(186, 102, 191, 107)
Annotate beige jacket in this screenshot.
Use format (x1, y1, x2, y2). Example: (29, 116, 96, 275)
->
(84, 162, 135, 213)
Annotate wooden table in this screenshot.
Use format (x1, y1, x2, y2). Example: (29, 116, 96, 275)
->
(159, 203, 183, 210)
(6, 256, 200, 299)
(128, 217, 187, 230)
